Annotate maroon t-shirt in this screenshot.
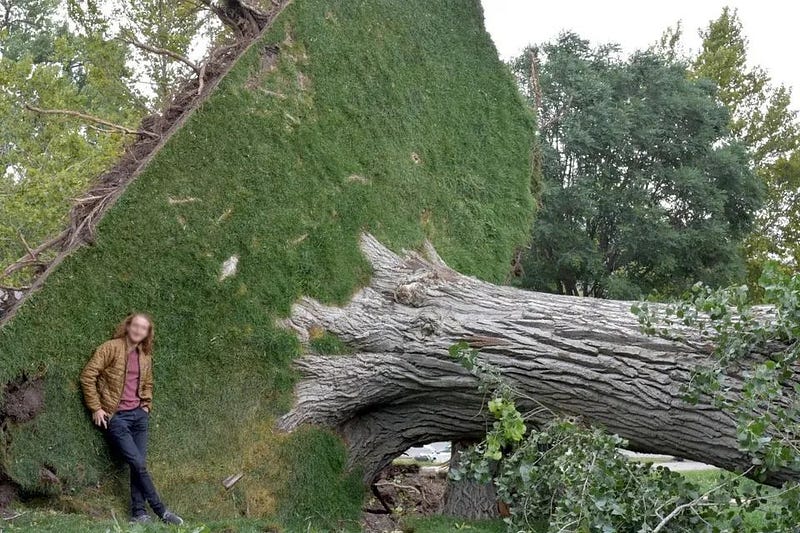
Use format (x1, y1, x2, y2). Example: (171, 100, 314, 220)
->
(117, 347, 142, 411)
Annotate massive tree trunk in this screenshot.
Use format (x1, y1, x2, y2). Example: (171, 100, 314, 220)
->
(277, 234, 797, 489)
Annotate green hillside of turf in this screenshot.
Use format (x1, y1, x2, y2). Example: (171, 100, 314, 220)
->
(0, 0, 536, 529)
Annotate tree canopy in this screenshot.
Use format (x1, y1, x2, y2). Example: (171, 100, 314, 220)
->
(691, 7, 800, 293)
(511, 33, 762, 299)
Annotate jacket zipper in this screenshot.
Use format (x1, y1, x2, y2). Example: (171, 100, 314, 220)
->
(112, 339, 131, 413)
(111, 339, 148, 414)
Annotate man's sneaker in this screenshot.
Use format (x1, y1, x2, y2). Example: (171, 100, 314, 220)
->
(161, 510, 184, 525)
(129, 513, 151, 524)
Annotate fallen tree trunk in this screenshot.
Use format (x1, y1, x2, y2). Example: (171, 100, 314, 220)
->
(277, 234, 797, 489)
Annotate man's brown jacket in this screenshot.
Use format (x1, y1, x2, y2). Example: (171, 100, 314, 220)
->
(79, 337, 153, 416)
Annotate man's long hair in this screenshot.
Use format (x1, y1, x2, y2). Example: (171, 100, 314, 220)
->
(112, 312, 155, 356)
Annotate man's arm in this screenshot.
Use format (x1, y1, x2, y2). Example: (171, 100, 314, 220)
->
(79, 344, 107, 413)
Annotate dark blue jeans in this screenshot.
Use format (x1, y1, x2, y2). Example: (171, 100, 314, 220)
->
(105, 407, 166, 517)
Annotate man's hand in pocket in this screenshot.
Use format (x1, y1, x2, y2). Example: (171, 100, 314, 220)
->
(92, 409, 109, 428)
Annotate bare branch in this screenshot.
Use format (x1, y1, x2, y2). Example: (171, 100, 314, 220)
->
(120, 35, 201, 75)
(2, 231, 66, 279)
(539, 96, 573, 131)
(528, 48, 542, 112)
(197, 62, 207, 95)
(24, 105, 159, 138)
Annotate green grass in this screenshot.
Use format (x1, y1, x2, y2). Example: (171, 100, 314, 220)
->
(0, 510, 281, 533)
(0, 0, 536, 529)
(680, 468, 775, 496)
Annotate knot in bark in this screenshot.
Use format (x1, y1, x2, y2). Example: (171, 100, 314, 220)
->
(413, 309, 443, 337)
(393, 272, 442, 307)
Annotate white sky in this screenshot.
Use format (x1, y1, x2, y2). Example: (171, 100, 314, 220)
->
(481, 0, 800, 108)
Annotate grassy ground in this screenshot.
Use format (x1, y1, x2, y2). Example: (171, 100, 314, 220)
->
(0, 469, 781, 532)
(0, 510, 508, 533)
(0, 511, 278, 532)
(0, 0, 535, 530)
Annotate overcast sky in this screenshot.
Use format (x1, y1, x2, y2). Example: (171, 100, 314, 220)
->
(481, 0, 799, 108)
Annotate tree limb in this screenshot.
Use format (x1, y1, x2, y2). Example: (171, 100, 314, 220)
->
(528, 48, 542, 113)
(120, 35, 201, 75)
(24, 105, 159, 138)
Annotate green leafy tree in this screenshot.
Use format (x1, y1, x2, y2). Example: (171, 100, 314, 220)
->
(510, 33, 762, 299)
(0, 0, 143, 284)
(0, 0, 62, 61)
(692, 7, 800, 293)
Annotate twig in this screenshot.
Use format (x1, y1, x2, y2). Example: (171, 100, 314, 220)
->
(24, 105, 158, 138)
(193, 0, 243, 35)
(374, 480, 423, 496)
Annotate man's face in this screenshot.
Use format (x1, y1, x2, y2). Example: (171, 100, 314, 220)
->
(128, 316, 150, 344)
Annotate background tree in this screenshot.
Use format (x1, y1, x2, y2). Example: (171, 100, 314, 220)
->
(691, 7, 800, 294)
(510, 33, 762, 299)
(113, 0, 220, 111)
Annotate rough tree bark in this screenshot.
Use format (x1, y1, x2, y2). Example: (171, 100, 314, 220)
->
(441, 440, 499, 519)
(277, 234, 798, 498)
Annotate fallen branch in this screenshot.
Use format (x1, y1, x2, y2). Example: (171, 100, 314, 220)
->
(651, 467, 754, 533)
(24, 105, 159, 139)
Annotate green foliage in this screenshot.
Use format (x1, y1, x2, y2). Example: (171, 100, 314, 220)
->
(0, 0, 536, 526)
(691, 7, 800, 294)
(509, 33, 761, 299)
(633, 262, 800, 477)
(692, 8, 798, 161)
(0, 0, 62, 62)
(449, 343, 800, 532)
